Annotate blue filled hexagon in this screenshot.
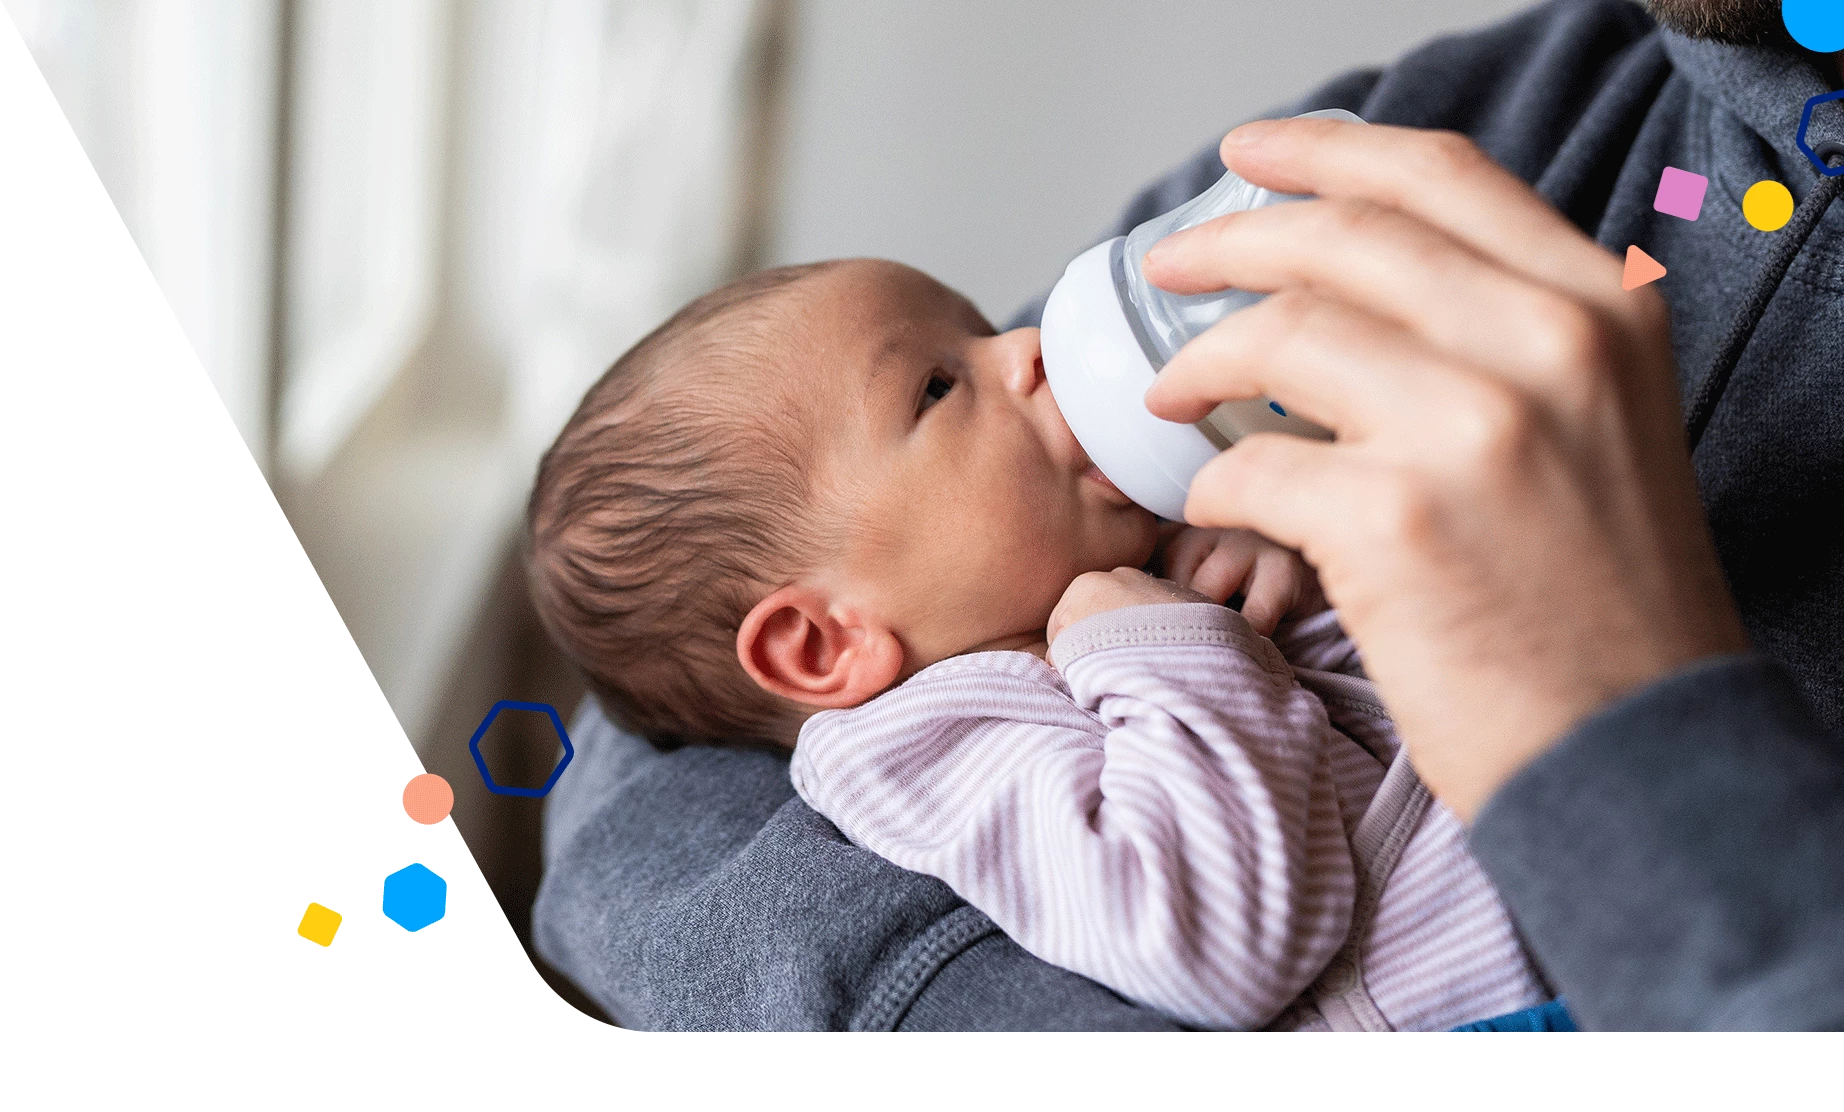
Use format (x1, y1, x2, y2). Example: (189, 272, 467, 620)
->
(382, 863, 447, 932)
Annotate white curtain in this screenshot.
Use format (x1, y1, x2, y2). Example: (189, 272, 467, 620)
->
(7, 0, 281, 464)
(454, 0, 770, 466)
(8, 0, 776, 738)
(278, 0, 448, 478)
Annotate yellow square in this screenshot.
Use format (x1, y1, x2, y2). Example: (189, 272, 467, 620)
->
(297, 902, 342, 947)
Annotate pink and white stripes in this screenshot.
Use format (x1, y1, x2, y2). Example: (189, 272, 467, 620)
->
(790, 604, 1547, 1030)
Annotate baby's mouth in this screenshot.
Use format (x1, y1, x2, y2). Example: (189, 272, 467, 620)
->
(1082, 461, 1132, 505)
(1051, 387, 1134, 507)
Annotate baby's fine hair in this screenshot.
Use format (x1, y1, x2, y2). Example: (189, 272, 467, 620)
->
(525, 261, 841, 749)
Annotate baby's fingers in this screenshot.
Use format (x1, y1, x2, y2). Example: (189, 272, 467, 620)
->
(1239, 548, 1304, 636)
(1162, 529, 1212, 589)
(1186, 541, 1259, 605)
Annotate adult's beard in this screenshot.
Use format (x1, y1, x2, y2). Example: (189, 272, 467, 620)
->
(1644, 0, 1796, 47)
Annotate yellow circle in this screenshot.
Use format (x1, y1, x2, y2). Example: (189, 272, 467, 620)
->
(1742, 180, 1794, 232)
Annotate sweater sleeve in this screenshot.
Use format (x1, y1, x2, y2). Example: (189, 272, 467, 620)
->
(791, 603, 1355, 1030)
(1469, 654, 1844, 1030)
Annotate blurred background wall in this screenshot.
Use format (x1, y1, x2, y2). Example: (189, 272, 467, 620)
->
(768, 0, 1530, 320)
(5, 0, 1536, 1019)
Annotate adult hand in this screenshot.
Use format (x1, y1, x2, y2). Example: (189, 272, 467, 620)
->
(1140, 117, 1750, 820)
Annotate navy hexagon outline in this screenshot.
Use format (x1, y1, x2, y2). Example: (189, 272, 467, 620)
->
(1796, 90, 1844, 177)
(468, 699, 575, 797)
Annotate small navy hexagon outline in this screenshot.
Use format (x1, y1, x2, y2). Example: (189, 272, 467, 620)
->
(1796, 90, 1844, 177)
(467, 699, 575, 797)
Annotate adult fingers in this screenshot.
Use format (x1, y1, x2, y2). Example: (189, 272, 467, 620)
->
(1142, 198, 1604, 386)
(1179, 432, 1370, 564)
(1145, 289, 1481, 439)
(1210, 117, 1625, 309)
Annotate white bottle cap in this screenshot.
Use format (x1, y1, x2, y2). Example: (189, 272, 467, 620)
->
(1041, 237, 1212, 520)
(1041, 237, 1332, 520)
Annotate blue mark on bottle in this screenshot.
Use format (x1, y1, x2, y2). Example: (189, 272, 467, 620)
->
(1268, 401, 1287, 416)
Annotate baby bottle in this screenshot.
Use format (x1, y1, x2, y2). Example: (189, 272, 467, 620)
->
(1040, 108, 1362, 520)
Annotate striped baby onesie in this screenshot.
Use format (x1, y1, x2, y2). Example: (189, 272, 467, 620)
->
(789, 602, 1547, 1030)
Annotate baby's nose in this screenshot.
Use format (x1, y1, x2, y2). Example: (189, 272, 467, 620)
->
(997, 327, 1046, 396)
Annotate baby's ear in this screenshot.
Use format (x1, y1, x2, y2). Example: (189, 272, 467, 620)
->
(737, 584, 903, 710)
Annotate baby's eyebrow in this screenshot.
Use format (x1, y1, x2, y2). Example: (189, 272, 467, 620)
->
(865, 332, 915, 385)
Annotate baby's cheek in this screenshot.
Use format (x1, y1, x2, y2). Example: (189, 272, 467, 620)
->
(1110, 510, 1161, 572)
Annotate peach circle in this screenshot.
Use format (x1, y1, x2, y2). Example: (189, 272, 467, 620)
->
(402, 773, 454, 824)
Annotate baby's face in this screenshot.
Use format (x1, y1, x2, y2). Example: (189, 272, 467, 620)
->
(792, 260, 1158, 670)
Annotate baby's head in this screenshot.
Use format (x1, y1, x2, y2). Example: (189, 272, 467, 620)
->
(527, 259, 1157, 748)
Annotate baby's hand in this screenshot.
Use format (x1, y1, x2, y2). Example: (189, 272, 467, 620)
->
(1159, 526, 1325, 636)
(1047, 568, 1212, 648)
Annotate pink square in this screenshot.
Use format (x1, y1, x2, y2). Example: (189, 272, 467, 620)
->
(1654, 166, 1708, 221)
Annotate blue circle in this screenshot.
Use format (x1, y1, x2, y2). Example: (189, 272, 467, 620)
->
(1784, 0, 1844, 52)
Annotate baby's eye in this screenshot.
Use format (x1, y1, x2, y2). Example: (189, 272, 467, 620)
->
(920, 371, 955, 412)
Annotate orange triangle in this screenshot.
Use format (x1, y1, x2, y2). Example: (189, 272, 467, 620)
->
(1623, 244, 1666, 290)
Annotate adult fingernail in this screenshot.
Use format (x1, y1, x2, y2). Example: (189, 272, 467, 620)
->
(1224, 119, 1280, 147)
(1144, 373, 1172, 410)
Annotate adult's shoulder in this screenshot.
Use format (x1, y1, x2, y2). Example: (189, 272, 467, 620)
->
(1348, 0, 1662, 184)
(533, 698, 926, 1029)
(532, 697, 1181, 1029)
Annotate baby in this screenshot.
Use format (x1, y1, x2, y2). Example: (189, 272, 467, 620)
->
(526, 258, 1549, 1030)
